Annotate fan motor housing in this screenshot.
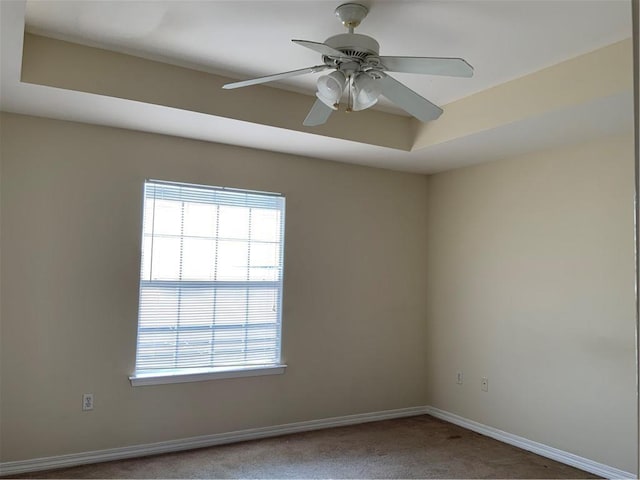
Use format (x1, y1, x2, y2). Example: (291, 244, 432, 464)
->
(324, 33, 380, 59)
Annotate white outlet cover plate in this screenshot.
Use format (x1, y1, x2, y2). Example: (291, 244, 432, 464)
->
(82, 393, 94, 411)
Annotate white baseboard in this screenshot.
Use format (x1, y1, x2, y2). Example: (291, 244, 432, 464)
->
(1, 405, 633, 479)
(425, 406, 635, 480)
(0, 405, 429, 476)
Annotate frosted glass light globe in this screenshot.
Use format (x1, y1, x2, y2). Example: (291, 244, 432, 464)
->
(353, 73, 382, 111)
(316, 71, 346, 109)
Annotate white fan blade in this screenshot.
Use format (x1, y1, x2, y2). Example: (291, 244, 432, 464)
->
(379, 74, 443, 123)
(292, 39, 350, 59)
(223, 65, 330, 89)
(378, 56, 473, 77)
(303, 98, 334, 126)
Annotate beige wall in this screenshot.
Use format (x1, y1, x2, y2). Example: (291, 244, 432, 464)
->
(1, 112, 637, 473)
(634, 0, 640, 473)
(425, 134, 637, 473)
(0, 113, 430, 461)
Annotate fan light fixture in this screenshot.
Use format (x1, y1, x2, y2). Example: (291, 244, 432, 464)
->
(222, 2, 474, 127)
(316, 71, 383, 113)
(316, 71, 346, 109)
(352, 73, 382, 111)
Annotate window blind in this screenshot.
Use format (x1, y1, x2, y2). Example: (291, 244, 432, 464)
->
(134, 180, 285, 374)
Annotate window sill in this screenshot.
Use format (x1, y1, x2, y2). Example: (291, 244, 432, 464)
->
(129, 364, 287, 386)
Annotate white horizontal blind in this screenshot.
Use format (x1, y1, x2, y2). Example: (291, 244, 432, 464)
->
(134, 180, 285, 374)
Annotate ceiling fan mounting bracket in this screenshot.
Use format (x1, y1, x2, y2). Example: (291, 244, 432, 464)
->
(335, 3, 369, 31)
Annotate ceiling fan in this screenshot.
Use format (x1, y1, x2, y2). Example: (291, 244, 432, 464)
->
(222, 3, 474, 127)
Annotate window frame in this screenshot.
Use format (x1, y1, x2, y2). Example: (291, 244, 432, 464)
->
(129, 179, 287, 387)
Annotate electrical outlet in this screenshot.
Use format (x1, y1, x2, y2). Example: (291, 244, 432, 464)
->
(82, 393, 94, 411)
(481, 377, 488, 392)
(456, 371, 463, 384)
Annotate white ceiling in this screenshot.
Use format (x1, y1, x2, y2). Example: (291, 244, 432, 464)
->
(0, 0, 634, 173)
(24, 0, 632, 108)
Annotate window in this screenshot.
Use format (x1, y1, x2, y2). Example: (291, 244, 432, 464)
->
(130, 180, 286, 386)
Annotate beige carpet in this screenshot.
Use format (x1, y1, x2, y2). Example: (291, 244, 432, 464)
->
(7, 415, 599, 479)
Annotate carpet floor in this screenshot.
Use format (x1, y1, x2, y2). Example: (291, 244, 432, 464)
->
(7, 415, 599, 479)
